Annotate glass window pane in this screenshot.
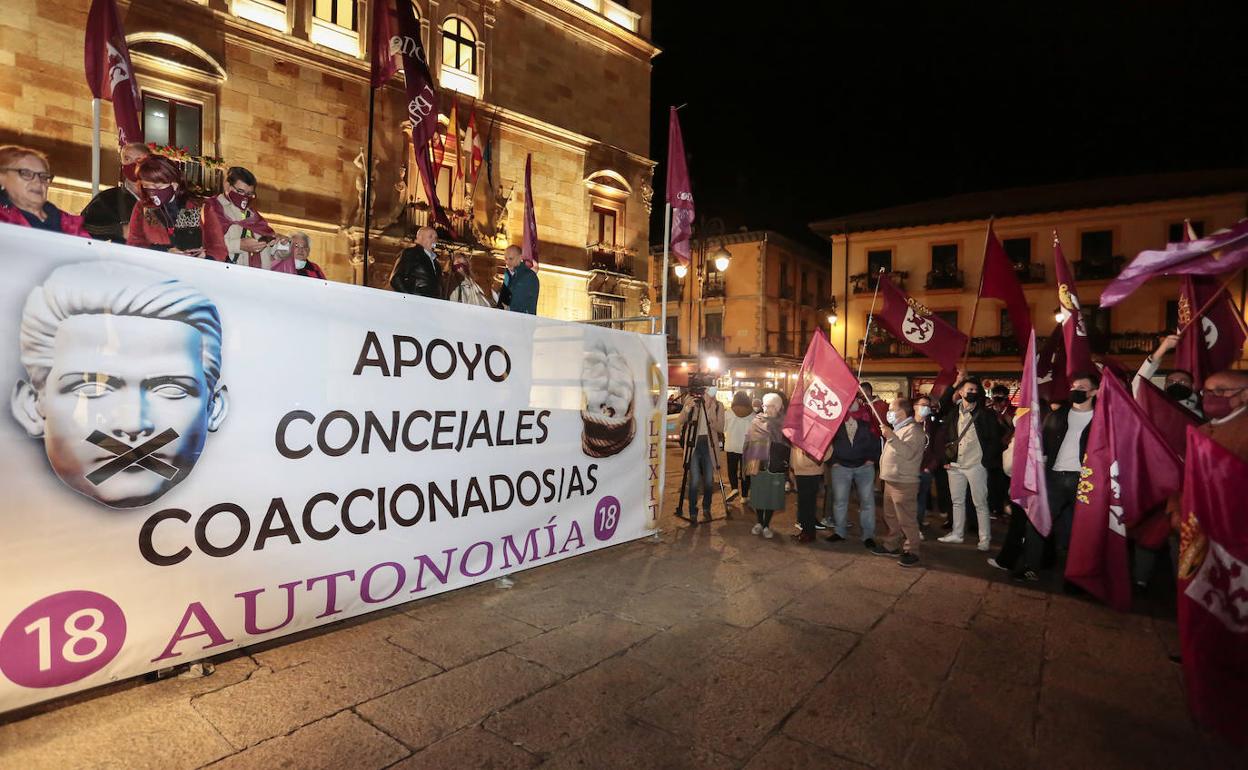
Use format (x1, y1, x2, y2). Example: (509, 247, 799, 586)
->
(174, 102, 202, 155)
(143, 95, 170, 146)
(603, 211, 616, 245)
(442, 39, 456, 67)
(314, 0, 332, 21)
(458, 44, 474, 72)
(337, 0, 355, 29)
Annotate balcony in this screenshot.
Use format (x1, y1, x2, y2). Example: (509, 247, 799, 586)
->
(779, 282, 795, 300)
(965, 335, 1021, 358)
(1075, 255, 1125, 282)
(851, 270, 908, 294)
(667, 335, 679, 355)
(1106, 331, 1159, 356)
(702, 273, 726, 298)
(1014, 262, 1046, 284)
(587, 243, 636, 276)
(662, 282, 682, 301)
(701, 336, 725, 354)
(774, 333, 795, 356)
(801, 290, 815, 306)
(926, 268, 965, 290)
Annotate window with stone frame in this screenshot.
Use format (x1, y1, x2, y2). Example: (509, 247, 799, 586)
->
(314, 0, 355, 29)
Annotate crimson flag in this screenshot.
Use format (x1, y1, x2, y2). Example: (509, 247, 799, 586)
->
(930, 367, 958, 400)
(980, 222, 1033, 353)
(665, 107, 694, 264)
(1100, 218, 1248, 307)
(782, 329, 860, 460)
(1010, 331, 1052, 536)
(1134, 378, 1200, 460)
(1175, 275, 1246, 390)
(368, 0, 398, 87)
(84, 0, 142, 145)
(382, 0, 451, 232)
(521, 154, 539, 267)
(1178, 427, 1248, 745)
(1036, 324, 1067, 403)
(1065, 374, 1183, 611)
(874, 277, 968, 372)
(465, 107, 483, 184)
(1053, 236, 1095, 378)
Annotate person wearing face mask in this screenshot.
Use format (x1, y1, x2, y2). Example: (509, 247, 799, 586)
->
(823, 394, 882, 548)
(1133, 333, 1203, 417)
(913, 394, 939, 538)
(679, 386, 725, 525)
(0, 145, 88, 237)
(202, 166, 287, 266)
(81, 142, 149, 242)
(1167, 369, 1248, 524)
(937, 372, 1003, 551)
(723, 391, 755, 503)
(987, 384, 1016, 520)
(873, 397, 927, 566)
(126, 156, 209, 255)
(271, 232, 326, 279)
(390, 226, 445, 299)
(1013, 370, 1100, 582)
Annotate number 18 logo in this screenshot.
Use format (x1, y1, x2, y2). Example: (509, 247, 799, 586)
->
(1, 590, 126, 688)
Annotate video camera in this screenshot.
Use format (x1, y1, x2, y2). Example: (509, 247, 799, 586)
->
(685, 372, 718, 398)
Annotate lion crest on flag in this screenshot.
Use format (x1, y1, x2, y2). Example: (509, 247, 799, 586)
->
(901, 297, 935, 345)
(803, 376, 842, 422)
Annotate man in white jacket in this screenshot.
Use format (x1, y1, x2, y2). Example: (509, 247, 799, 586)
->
(873, 397, 927, 567)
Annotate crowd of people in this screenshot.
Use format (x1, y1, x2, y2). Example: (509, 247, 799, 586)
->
(0, 143, 537, 311)
(677, 348, 1248, 585)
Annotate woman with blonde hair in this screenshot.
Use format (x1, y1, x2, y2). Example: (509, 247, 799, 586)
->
(743, 392, 789, 538)
(0, 145, 88, 237)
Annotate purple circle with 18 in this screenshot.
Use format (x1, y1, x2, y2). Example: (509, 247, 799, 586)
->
(0, 590, 127, 688)
(594, 495, 622, 542)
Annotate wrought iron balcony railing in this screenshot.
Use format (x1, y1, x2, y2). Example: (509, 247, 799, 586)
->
(926, 268, 965, 290)
(851, 270, 908, 294)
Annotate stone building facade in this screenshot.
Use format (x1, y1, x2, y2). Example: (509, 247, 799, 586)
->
(1, 0, 658, 323)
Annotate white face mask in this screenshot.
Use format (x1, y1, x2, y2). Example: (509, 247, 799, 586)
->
(886, 410, 898, 425)
(705, 387, 717, 398)
(295, 258, 307, 268)
(916, 405, 931, 420)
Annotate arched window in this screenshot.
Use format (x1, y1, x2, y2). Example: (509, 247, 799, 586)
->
(441, 17, 477, 74)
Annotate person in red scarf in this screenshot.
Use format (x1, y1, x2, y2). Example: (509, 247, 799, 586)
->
(126, 156, 211, 255)
(202, 166, 289, 266)
(0, 145, 88, 237)
(271, 232, 327, 279)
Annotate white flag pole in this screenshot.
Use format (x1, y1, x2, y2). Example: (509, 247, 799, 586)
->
(660, 202, 672, 337)
(91, 98, 101, 196)
(856, 267, 886, 381)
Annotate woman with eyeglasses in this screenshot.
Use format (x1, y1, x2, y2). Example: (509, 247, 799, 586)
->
(0, 145, 89, 237)
(126, 155, 210, 256)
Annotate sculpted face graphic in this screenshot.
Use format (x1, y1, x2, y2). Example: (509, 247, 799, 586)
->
(12, 263, 227, 509)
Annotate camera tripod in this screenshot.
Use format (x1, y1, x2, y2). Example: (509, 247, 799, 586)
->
(674, 394, 730, 523)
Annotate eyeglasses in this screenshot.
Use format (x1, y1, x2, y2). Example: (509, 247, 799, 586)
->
(2, 168, 54, 183)
(1201, 386, 1247, 397)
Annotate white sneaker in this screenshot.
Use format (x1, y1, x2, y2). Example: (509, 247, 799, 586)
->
(937, 533, 964, 544)
(977, 540, 991, 552)
(762, 527, 774, 539)
(726, 489, 740, 501)
(751, 523, 763, 535)
(987, 557, 1007, 571)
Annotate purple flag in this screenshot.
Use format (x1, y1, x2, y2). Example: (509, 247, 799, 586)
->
(875, 277, 968, 372)
(1100, 218, 1248, 307)
(522, 154, 538, 268)
(387, 0, 451, 233)
(782, 329, 860, 460)
(1053, 235, 1094, 378)
(665, 107, 694, 264)
(1175, 275, 1246, 390)
(1010, 331, 1052, 536)
(84, 0, 142, 146)
(368, 0, 398, 87)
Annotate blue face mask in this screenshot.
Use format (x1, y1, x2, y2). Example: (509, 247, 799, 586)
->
(916, 405, 931, 420)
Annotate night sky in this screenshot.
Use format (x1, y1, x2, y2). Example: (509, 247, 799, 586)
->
(647, 2, 1248, 249)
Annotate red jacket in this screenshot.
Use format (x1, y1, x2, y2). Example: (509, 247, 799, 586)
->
(0, 197, 88, 237)
(127, 197, 224, 256)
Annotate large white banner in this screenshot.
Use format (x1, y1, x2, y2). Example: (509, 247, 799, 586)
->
(0, 227, 667, 713)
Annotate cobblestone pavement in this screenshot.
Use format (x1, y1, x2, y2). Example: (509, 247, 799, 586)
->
(1, 449, 1238, 769)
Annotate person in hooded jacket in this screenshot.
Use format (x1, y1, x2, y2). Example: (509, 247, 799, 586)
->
(743, 393, 788, 539)
(723, 390, 754, 502)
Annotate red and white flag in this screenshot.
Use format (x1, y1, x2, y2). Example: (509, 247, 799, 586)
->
(874, 276, 968, 372)
(1065, 374, 1183, 610)
(84, 0, 142, 145)
(1053, 234, 1095, 378)
(522, 154, 539, 268)
(464, 107, 483, 185)
(1178, 427, 1248, 746)
(1010, 331, 1052, 535)
(782, 329, 860, 460)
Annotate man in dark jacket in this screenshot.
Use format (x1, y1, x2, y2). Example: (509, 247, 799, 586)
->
(823, 396, 882, 548)
(936, 373, 1003, 551)
(502, 245, 539, 314)
(1015, 370, 1099, 581)
(390, 226, 444, 299)
(80, 142, 149, 242)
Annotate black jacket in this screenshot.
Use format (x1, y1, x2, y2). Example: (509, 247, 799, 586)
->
(1041, 404, 1094, 471)
(391, 247, 443, 299)
(830, 418, 881, 468)
(938, 387, 1004, 469)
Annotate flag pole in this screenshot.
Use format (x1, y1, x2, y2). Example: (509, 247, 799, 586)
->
(1177, 268, 1248, 339)
(661, 202, 671, 337)
(362, 86, 376, 288)
(961, 217, 993, 370)
(856, 383, 888, 430)
(856, 267, 886, 381)
(91, 98, 101, 196)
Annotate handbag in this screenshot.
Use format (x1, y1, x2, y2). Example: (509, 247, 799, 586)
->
(749, 470, 786, 511)
(944, 413, 975, 464)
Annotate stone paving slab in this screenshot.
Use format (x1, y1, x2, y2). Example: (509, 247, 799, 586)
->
(0, 446, 1228, 769)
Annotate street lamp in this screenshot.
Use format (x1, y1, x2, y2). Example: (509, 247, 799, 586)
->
(673, 262, 688, 279)
(825, 296, 839, 326)
(705, 355, 720, 372)
(712, 244, 731, 272)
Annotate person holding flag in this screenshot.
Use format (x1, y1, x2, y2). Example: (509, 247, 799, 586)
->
(872, 396, 927, 566)
(1133, 333, 1202, 417)
(937, 373, 1003, 552)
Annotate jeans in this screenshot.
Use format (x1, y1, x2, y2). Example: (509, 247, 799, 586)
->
(829, 463, 876, 540)
(795, 474, 822, 535)
(1022, 470, 1079, 572)
(687, 436, 714, 517)
(947, 463, 990, 543)
(917, 471, 933, 529)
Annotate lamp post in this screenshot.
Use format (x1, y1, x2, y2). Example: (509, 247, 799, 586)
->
(674, 217, 731, 369)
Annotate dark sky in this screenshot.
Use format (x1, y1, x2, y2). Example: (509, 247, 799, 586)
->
(647, 2, 1248, 250)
